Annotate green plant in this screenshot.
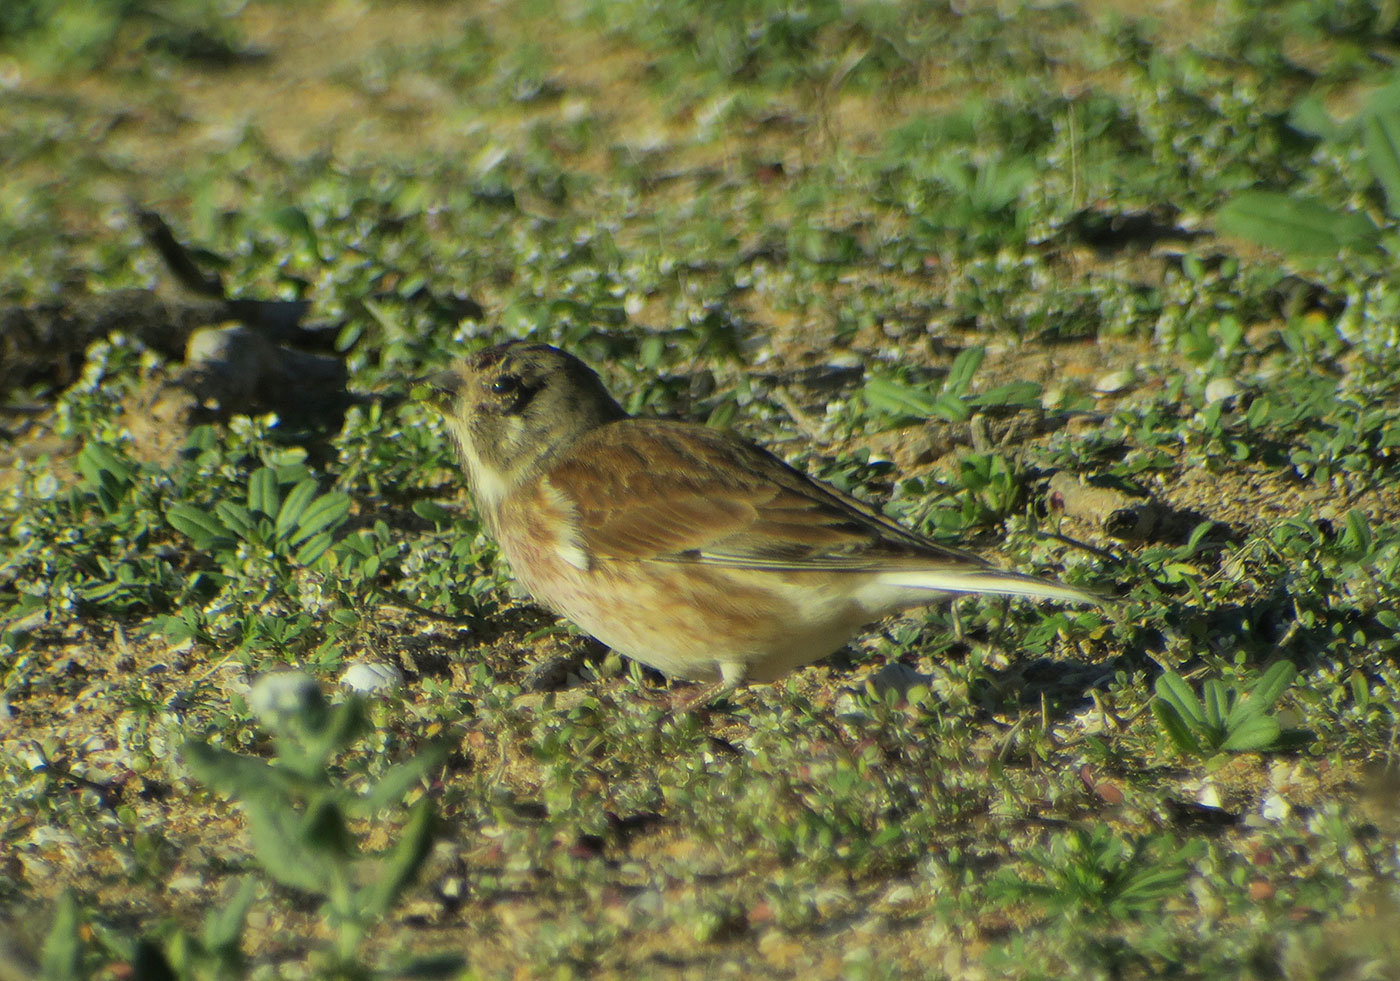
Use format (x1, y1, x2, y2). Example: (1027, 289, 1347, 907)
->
(860, 346, 1042, 426)
(39, 889, 83, 980)
(1215, 77, 1400, 260)
(991, 826, 1196, 921)
(182, 679, 455, 979)
(165, 466, 351, 569)
(0, 0, 249, 72)
(0, 437, 183, 623)
(39, 880, 257, 981)
(1153, 661, 1297, 757)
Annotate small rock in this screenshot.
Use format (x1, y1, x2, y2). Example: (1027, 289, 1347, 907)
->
(1046, 470, 1159, 539)
(1203, 377, 1242, 404)
(880, 883, 918, 907)
(167, 874, 206, 895)
(1093, 369, 1135, 394)
(1259, 792, 1291, 823)
(340, 661, 404, 694)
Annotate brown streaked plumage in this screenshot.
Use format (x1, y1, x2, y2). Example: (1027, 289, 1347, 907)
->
(433, 342, 1100, 697)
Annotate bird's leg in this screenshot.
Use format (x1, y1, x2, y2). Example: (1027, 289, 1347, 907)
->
(667, 661, 747, 715)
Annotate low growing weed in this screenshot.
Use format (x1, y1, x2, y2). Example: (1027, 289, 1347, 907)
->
(180, 676, 455, 979)
(1152, 660, 1297, 758)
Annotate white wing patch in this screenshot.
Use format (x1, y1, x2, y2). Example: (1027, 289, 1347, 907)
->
(541, 477, 592, 571)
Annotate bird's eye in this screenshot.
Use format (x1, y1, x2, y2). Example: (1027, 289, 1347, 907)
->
(491, 374, 521, 396)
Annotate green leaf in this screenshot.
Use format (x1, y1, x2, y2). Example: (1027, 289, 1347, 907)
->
(76, 442, 134, 492)
(294, 531, 336, 566)
(165, 504, 235, 548)
(1231, 661, 1296, 726)
(287, 492, 351, 546)
(214, 501, 257, 542)
(1220, 713, 1281, 752)
(40, 889, 82, 981)
(931, 392, 973, 422)
(969, 381, 1043, 408)
(1151, 701, 1202, 757)
(242, 795, 335, 895)
(276, 479, 322, 541)
(1114, 863, 1189, 904)
(157, 931, 195, 977)
(201, 876, 258, 956)
(1202, 679, 1229, 733)
(1343, 509, 1373, 555)
(1350, 669, 1370, 711)
(862, 377, 939, 418)
(292, 699, 370, 774)
(1181, 520, 1217, 556)
(154, 610, 210, 646)
(1154, 672, 1206, 727)
(185, 424, 219, 453)
(412, 500, 453, 528)
(247, 467, 280, 520)
(1288, 92, 1351, 141)
(268, 204, 320, 255)
(357, 800, 437, 918)
(348, 744, 448, 819)
(944, 346, 986, 396)
(1363, 76, 1400, 128)
(1364, 109, 1400, 218)
(182, 741, 310, 802)
(1215, 191, 1380, 257)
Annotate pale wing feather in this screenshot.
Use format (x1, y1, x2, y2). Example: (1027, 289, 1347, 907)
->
(873, 568, 1100, 605)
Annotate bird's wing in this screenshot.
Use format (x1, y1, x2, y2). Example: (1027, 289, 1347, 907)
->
(537, 418, 985, 572)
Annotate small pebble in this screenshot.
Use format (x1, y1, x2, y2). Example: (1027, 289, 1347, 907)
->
(1093, 369, 1135, 394)
(340, 661, 404, 694)
(880, 883, 918, 907)
(1259, 792, 1291, 823)
(167, 874, 205, 895)
(1203, 377, 1242, 404)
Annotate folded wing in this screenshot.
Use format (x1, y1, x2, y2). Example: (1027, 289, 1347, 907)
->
(542, 419, 1096, 605)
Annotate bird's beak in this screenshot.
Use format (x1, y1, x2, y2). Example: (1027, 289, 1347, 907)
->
(412, 369, 463, 407)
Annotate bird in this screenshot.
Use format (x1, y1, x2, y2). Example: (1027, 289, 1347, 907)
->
(432, 341, 1100, 701)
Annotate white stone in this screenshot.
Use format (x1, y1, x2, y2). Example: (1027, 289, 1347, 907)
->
(1203, 377, 1242, 404)
(340, 661, 404, 694)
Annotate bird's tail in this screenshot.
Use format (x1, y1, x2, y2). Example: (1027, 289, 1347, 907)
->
(874, 567, 1103, 607)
